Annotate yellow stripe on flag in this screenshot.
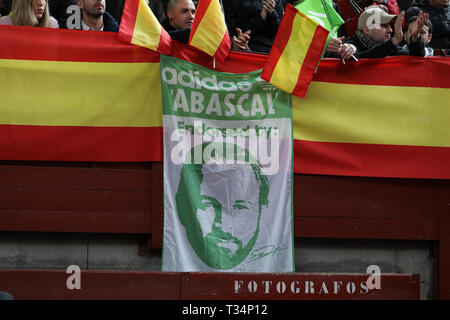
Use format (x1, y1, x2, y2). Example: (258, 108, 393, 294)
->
(270, 13, 318, 94)
(0, 59, 162, 127)
(293, 82, 450, 147)
(131, 0, 162, 51)
(189, 0, 226, 56)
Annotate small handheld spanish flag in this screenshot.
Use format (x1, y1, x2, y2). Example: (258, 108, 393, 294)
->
(188, 0, 231, 62)
(118, 0, 172, 55)
(261, 4, 329, 98)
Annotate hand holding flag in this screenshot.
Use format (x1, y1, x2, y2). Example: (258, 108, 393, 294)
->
(261, 4, 329, 98)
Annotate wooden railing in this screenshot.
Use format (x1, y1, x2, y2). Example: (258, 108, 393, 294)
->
(0, 161, 448, 298)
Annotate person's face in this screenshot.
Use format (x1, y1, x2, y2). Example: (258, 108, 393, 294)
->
(167, 0, 195, 29)
(406, 24, 432, 45)
(32, 0, 46, 19)
(197, 164, 261, 257)
(78, 0, 105, 17)
(365, 23, 393, 43)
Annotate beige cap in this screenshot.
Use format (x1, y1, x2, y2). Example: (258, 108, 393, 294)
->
(358, 7, 397, 30)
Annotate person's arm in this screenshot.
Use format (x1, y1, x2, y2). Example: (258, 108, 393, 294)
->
(262, 0, 283, 37)
(357, 39, 398, 58)
(408, 36, 426, 56)
(407, 11, 429, 57)
(390, 11, 404, 46)
(325, 36, 357, 59)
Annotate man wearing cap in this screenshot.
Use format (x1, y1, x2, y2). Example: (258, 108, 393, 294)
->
(338, 6, 424, 58)
(337, 0, 402, 37)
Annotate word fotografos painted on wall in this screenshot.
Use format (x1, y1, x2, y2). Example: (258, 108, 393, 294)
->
(234, 279, 372, 296)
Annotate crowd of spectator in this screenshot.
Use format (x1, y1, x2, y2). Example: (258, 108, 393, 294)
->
(0, 0, 448, 57)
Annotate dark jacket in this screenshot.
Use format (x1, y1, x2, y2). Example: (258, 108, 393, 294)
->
(408, 0, 450, 49)
(223, 0, 284, 53)
(344, 35, 408, 58)
(327, 31, 424, 58)
(161, 18, 191, 43)
(60, 10, 119, 32)
(149, 0, 166, 23)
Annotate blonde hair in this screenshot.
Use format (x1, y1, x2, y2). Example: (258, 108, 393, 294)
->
(11, 0, 50, 27)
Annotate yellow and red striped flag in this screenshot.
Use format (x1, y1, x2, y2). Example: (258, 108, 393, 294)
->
(118, 0, 172, 55)
(188, 0, 231, 62)
(261, 4, 329, 98)
(1, 26, 449, 179)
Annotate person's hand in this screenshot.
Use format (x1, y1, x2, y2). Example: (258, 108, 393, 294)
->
(410, 10, 429, 42)
(326, 36, 345, 53)
(338, 43, 357, 60)
(391, 11, 405, 46)
(263, 0, 276, 14)
(261, 0, 276, 20)
(232, 28, 251, 51)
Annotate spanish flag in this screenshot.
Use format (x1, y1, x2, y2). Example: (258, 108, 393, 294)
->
(261, 4, 329, 98)
(188, 0, 231, 62)
(1, 26, 449, 180)
(118, 0, 172, 55)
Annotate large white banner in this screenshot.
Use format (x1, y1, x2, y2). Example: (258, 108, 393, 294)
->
(161, 55, 294, 272)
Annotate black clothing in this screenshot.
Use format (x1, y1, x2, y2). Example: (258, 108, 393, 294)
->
(327, 30, 424, 58)
(161, 18, 191, 43)
(49, 0, 77, 24)
(408, 0, 450, 49)
(150, 0, 166, 23)
(223, 0, 284, 53)
(345, 32, 409, 58)
(344, 31, 425, 58)
(281, 0, 296, 9)
(0, 0, 11, 16)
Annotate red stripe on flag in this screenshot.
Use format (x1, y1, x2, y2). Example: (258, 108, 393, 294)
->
(171, 40, 266, 71)
(294, 139, 450, 179)
(2, 26, 449, 89)
(313, 56, 450, 89)
(189, 0, 213, 44)
(2, 123, 448, 179)
(0, 25, 159, 63)
(157, 27, 173, 55)
(292, 25, 329, 98)
(213, 32, 231, 62)
(0, 125, 162, 162)
(118, 0, 140, 44)
(261, 5, 296, 82)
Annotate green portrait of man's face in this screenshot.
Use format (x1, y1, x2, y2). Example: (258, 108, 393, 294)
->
(175, 142, 269, 270)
